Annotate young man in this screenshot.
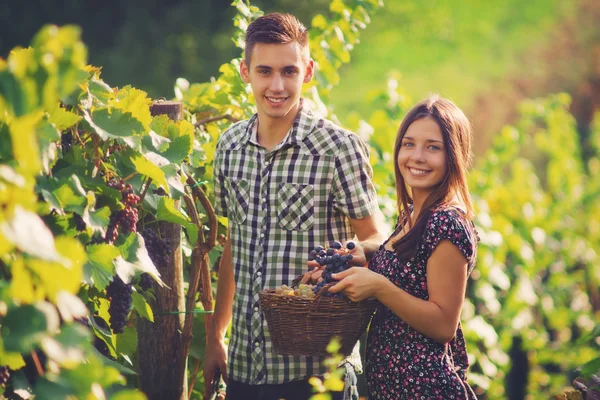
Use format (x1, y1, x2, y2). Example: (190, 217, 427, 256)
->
(204, 12, 386, 400)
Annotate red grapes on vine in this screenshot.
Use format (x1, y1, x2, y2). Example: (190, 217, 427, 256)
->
(104, 179, 140, 243)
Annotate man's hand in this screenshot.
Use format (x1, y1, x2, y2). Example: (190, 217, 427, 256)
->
(203, 334, 228, 396)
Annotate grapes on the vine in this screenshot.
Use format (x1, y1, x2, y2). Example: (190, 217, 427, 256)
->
(106, 275, 133, 334)
(139, 273, 153, 291)
(103, 179, 140, 243)
(141, 228, 171, 271)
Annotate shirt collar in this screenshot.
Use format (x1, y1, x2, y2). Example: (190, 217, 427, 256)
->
(232, 98, 317, 150)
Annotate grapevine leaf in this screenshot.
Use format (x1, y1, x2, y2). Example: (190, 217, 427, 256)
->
(130, 154, 169, 193)
(85, 107, 145, 140)
(156, 197, 188, 225)
(115, 233, 164, 287)
(88, 78, 114, 103)
(143, 130, 171, 152)
(2, 303, 59, 353)
(163, 164, 186, 198)
(111, 86, 153, 130)
(115, 326, 137, 362)
(51, 175, 88, 215)
(47, 102, 81, 130)
(0, 338, 26, 369)
(582, 358, 600, 377)
(131, 291, 153, 322)
(56, 291, 89, 323)
(87, 206, 111, 234)
(110, 391, 147, 400)
(1, 205, 68, 263)
(85, 244, 120, 291)
(161, 134, 193, 163)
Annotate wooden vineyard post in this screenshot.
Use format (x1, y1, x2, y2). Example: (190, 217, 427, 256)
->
(137, 101, 187, 400)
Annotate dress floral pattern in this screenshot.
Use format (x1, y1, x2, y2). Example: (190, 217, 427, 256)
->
(366, 207, 478, 400)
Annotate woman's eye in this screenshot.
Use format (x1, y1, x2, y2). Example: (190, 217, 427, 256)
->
(429, 145, 441, 150)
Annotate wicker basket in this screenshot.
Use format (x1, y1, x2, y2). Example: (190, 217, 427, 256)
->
(258, 281, 378, 357)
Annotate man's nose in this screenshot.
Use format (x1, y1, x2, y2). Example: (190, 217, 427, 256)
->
(270, 74, 284, 92)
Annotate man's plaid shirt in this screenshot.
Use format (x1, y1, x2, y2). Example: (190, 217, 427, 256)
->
(213, 102, 379, 385)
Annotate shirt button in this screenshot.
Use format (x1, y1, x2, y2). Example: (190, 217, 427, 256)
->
(264, 161, 270, 166)
(262, 198, 266, 203)
(256, 271, 262, 277)
(254, 341, 260, 347)
(260, 233, 265, 238)
(254, 306, 259, 312)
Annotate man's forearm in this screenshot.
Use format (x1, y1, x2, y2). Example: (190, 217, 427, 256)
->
(210, 238, 235, 340)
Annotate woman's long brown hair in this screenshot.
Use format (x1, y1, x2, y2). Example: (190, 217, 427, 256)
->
(392, 95, 474, 261)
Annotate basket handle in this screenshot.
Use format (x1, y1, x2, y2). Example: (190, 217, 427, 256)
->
(290, 274, 304, 288)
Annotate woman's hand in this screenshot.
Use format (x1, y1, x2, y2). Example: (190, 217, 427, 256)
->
(328, 267, 385, 302)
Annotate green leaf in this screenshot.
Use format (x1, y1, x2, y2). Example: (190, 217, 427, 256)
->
(143, 130, 171, 152)
(582, 357, 600, 377)
(115, 325, 138, 361)
(88, 78, 114, 103)
(163, 164, 186, 198)
(2, 303, 59, 353)
(47, 102, 81, 130)
(51, 175, 88, 215)
(85, 244, 120, 290)
(130, 154, 169, 193)
(131, 291, 154, 322)
(157, 197, 188, 225)
(88, 206, 111, 233)
(85, 107, 145, 140)
(110, 390, 147, 400)
(162, 134, 193, 163)
(115, 233, 163, 286)
(111, 86, 152, 130)
(1, 205, 67, 263)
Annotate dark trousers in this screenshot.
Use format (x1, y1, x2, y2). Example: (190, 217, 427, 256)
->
(225, 363, 358, 400)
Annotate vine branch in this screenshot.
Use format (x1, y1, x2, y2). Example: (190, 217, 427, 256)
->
(194, 114, 239, 127)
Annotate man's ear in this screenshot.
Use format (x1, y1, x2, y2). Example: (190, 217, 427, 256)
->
(240, 59, 250, 83)
(303, 59, 315, 83)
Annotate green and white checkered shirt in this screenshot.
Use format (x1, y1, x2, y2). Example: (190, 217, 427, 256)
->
(213, 101, 379, 385)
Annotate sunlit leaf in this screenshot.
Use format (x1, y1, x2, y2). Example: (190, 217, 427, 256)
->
(131, 291, 154, 322)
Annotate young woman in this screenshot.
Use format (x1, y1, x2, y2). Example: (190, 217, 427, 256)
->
(329, 95, 479, 399)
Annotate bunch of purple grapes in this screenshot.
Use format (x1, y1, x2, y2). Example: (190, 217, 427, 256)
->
(104, 179, 140, 243)
(106, 275, 133, 334)
(141, 228, 171, 271)
(309, 241, 355, 298)
(61, 131, 73, 153)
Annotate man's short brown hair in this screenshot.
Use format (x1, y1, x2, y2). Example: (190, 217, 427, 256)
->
(245, 13, 309, 66)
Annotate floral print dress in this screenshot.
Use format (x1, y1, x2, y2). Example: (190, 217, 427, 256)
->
(366, 207, 478, 400)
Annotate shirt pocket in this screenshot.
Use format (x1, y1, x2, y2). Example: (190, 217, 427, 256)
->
(277, 183, 314, 231)
(225, 178, 249, 224)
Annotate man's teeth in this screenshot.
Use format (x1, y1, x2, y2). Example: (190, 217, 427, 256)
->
(410, 168, 429, 175)
(267, 97, 286, 103)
